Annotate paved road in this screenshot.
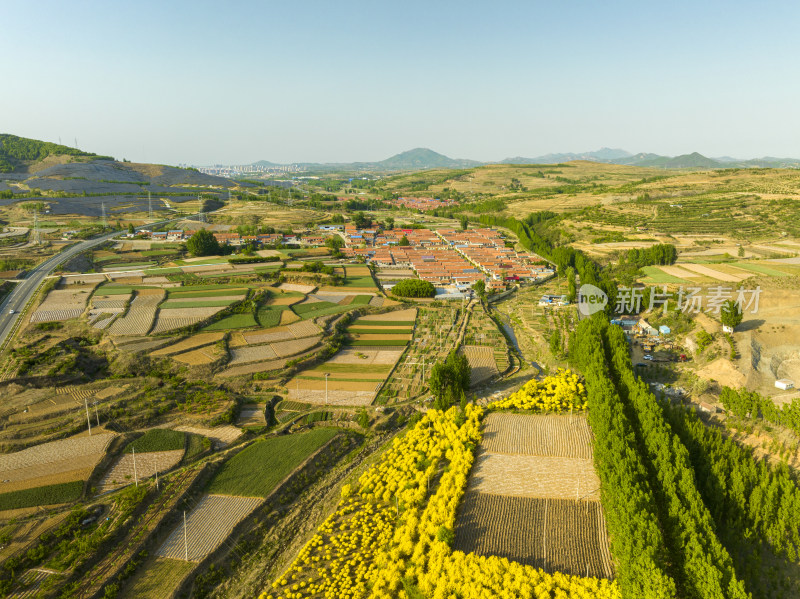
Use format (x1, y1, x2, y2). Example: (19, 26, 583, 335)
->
(0, 216, 195, 350)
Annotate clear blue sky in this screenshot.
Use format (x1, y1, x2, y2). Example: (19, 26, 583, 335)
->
(2, 0, 799, 165)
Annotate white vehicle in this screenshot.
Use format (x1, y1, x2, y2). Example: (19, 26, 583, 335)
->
(644, 354, 653, 360)
(8, 309, 15, 314)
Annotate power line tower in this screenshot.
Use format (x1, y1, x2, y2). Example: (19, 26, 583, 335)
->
(197, 194, 205, 223)
(101, 202, 107, 229)
(148, 191, 153, 220)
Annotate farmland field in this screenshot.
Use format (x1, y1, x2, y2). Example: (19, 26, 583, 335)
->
(453, 494, 614, 579)
(480, 413, 593, 459)
(107, 289, 164, 336)
(98, 449, 184, 494)
(207, 428, 339, 497)
(463, 345, 499, 385)
(157, 495, 263, 561)
(151, 306, 226, 334)
(120, 558, 196, 599)
(203, 312, 258, 330)
(30, 286, 95, 323)
(0, 480, 83, 511)
(151, 331, 226, 356)
(453, 412, 613, 580)
(126, 428, 185, 453)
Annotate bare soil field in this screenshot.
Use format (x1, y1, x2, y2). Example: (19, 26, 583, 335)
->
(287, 388, 376, 406)
(454, 412, 613, 579)
(327, 348, 404, 365)
(174, 425, 241, 447)
(0, 432, 114, 492)
(156, 494, 263, 561)
(151, 332, 225, 356)
(357, 308, 417, 322)
(678, 262, 747, 282)
(108, 290, 164, 336)
(30, 287, 95, 323)
(229, 345, 278, 365)
(278, 282, 316, 294)
(150, 306, 226, 334)
(463, 345, 499, 385)
(236, 404, 266, 427)
(241, 327, 293, 344)
(98, 449, 184, 494)
(469, 453, 600, 500)
(480, 413, 593, 459)
(453, 494, 614, 579)
(279, 310, 301, 325)
(270, 336, 320, 358)
(172, 346, 221, 366)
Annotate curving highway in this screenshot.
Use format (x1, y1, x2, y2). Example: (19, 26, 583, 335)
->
(0, 216, 197, 351)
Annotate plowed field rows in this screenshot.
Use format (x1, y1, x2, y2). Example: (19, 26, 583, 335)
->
(172, 347, 220, 365)
(229, 345, 278, 365)
(463, 345, 498, 385)
(98, 449, 184, 494)
(151, 332, 225, 356)
(327, 348, 404, 365)
(454, 413, 614, 580)
(453, 494, 614, 579)
(480, 413, 593, 459)
(174, 425, 241, 447)
(108, 291, 164, 336)
(150, 306, 225, 334)
(270, 336, 320, 357)
(236, 404, 266, 427)
(357, 308, 416, 321)
(29, 308, 83, 323)
(288, 389, 376, 406)
(0, 433, 114, 471)
(287, 320, 321, 338)
(156, 494, 263, 561)
(242, 328, 293, 344)
(469, 454, 600, 500)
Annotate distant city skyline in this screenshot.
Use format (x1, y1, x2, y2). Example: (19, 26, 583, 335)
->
(3, 0, 800, 165)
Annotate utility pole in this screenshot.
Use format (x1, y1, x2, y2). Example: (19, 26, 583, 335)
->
(94, 401, 99, 427)
(148, 191, 152, 220)
(132, 447, 138, 487)
(101, 202, 107, 229)
(183, 511, 189, 561)
(155, 469, 159, 491)
(84, 396, 92, 436)
(325, 373, 330, 406)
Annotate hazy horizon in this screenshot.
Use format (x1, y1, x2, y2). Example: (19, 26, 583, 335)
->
(3, 0, 799, 165)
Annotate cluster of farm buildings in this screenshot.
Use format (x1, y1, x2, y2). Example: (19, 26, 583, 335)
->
(139, 224, 554, 292)
(341, 227, 554, 288)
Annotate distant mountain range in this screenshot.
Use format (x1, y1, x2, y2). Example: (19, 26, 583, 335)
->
(245, 146, 800, 172)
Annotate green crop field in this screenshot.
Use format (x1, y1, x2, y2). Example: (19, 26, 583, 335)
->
(340, 276, 376, 288)
(142, 249, 181, 257)
(350, 295, 373, 304)
(257, 305, 291, 327)
(167, 288, 247, 298)
(207, 428, 339, 497)
(126, 428, 185, 453)
(0, 481, 83, 511)
(175, 257, 230, 265)
(203, 313, 258, 330)
(301, 411, 331, 424)
(298, 304, 356, 320)
(293, 301, 338, 315)
(94, 285, 138, 295)
(123, 558, 195, 599)
(731, 262, 790, 277)
(160, 300, 238, 309)
(639, 266, 690, 284)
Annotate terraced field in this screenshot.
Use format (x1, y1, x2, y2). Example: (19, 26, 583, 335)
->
(30, 287, 95, 323)
(98, 449, 184, 494)
(463, 345, 499, 385)
(156, 494, 263, 561)
(107, 289, 164, 336)
(150, 306, 226, 334)
(453, 413, 613, 580)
